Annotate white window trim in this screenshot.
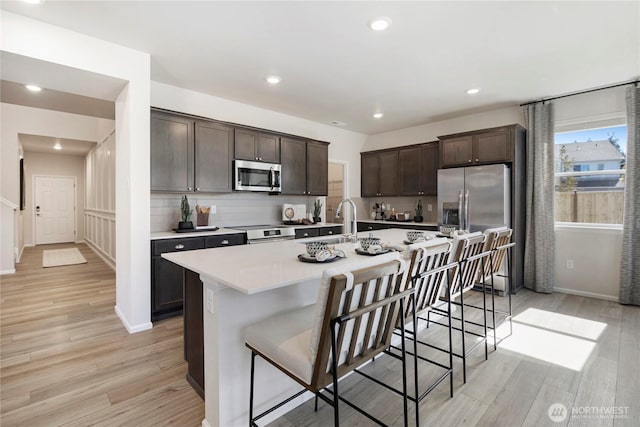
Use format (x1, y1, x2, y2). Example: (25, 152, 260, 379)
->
(555, 222, 623, 231)
(555, 169, 626, 178)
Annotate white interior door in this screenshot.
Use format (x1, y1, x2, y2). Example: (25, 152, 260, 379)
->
(35, 176, 76, 245)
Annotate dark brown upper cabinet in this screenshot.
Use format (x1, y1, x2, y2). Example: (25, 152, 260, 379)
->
(361, 150, 398, 197)
(234, 129, 280, 163)
(194, 121, 233, 192)
(281, 137, 328, 196)
(398, 142, 439, 196)
(440, 126, 515, 167)
(151, 112, 194, 192)
(151, 110, 232, 193)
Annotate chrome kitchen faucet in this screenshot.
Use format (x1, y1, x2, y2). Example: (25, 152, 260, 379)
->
(335, 198, 358, 241)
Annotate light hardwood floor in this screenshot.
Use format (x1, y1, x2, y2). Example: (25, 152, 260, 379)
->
(1, 244, 638, 426)
(0, 243, 204, 426)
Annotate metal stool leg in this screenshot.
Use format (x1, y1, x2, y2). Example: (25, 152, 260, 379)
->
(249, 351, 256, 427)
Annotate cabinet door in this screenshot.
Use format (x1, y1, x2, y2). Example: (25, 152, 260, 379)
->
(234, 128, 258, 161)
(474, 129, 512, 164)
(281, 137, 307, 195)
(151, 112, 193, 192)
(440, 135, 473, 167)
(378, 151, 399, 196)
(194, 121, 233, 193)
(257, 133, 280, 163)
(398, 147, 421, 196)
(152, 257, 185, 319)
(361, 153, 380, 197)
(420, 142, 439, 196)
(306, 141, 328, 196)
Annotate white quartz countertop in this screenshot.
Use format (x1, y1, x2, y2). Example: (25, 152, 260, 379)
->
(163, 228, 444, 295)
(151, 227, 246, 240)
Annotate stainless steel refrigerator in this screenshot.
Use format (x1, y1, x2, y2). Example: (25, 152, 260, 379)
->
(438, 164, 511, 232)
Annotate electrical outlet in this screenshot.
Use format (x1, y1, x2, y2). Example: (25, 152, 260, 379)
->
(566, 259, 574, 269)
(427, 204, 433, 212)
(206, 289, 215, 314)
(210, 205, 216, 214)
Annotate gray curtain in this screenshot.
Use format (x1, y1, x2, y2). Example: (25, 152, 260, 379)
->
(524, 102, 555, 293)
(620, 86, 640, 305)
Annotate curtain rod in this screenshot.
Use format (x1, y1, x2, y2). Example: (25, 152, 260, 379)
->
(520, 78, 639, 107)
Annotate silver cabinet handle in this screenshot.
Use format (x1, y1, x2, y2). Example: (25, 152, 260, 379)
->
(175, 244, 185, 249)
(187, 187, 193, 190)
(475, 158, 479, 162)
(221, 240, 229, 245)
(367, 226, 373, 230)
(328, 231, 333, 235)
(468, 159, 472, 163)
(196, 187, 200, 191)
(303, 233, 309, 237)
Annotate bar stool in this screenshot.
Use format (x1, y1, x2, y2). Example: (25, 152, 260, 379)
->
(426, 232, 492, 383)
(245, 253, 414, 426)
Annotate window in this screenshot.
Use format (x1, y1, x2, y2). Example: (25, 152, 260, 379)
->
(554, 124, 626, 225)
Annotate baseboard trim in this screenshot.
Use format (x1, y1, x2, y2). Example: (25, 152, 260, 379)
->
(554, 287, 619, 302)
(201, 420, 211, 427)
(0, 269, 16, 275)
(114, 305, 153, 334)
(16, 245, 24, 263)
(84, 240, 115, 271)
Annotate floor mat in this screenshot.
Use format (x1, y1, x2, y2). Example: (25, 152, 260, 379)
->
(42, 248, 87, 268)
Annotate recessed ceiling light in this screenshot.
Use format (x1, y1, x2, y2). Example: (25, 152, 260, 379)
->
(329, 120, 346, 126)
(22, 0, 42, 4)
(53, 143, 62, 150)
(369, 17, 392, 31)
(373, 112, 384, 119)
(265, 75, 281, 85)
(466, 88, 481, 95)
(25, 84, 42, 92)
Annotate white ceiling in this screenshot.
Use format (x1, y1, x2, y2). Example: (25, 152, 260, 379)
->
(2, 1, 639, 135)
(20, 133, 96, 156)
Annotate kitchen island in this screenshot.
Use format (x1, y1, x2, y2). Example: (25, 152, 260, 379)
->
(163, 228, 441, 427)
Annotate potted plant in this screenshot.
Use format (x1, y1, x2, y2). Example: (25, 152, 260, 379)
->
(179, 195, 194, 230)
(414, 199, 423, 223)
(312, 199, 322, 224)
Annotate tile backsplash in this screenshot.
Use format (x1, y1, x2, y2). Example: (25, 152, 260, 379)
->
(359, 196, 438, 223)
(151, 192, 329, 232)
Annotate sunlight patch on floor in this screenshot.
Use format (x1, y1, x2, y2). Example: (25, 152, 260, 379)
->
(512, 308, 607, 340)
(497, 308, 606, 371)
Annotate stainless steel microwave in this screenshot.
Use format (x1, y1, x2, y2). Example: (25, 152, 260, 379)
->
(233, 160, 281, 192)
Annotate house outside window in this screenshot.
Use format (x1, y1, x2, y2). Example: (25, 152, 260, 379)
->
(554, 124, 626, 224)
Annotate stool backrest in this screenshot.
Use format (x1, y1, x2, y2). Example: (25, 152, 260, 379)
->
(403, 239, 453, 319)
(450, 232, 487, 296)
(309, 255, 407, 389)
(480, 227, 512, 281)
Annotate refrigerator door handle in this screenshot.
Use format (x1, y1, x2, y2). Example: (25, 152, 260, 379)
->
(465, 190, 470, 231)
(458, 190, 464, 230)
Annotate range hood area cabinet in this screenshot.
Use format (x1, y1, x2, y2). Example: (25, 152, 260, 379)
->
(234, 128, 280, 163)
(151, 110, 233, 193)
(361, 141, 438, 197)
(439, 125, 525, 168)
(280, 137, 328, 196)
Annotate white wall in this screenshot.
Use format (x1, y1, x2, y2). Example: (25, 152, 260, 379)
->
(85, 131, 116, 267)
(22, 151, 86, 245)
(1, 12, 151, 333)
(364, 106, 525, 151)
(151, 82, 368, 198)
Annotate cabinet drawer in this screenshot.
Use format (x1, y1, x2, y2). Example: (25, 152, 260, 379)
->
(295, 228, 320, 239)
(357, 222, 387, 232)
(152, 238, 205, 256)
(205, 233, 246, 248)
(319, 226, 343, 236)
